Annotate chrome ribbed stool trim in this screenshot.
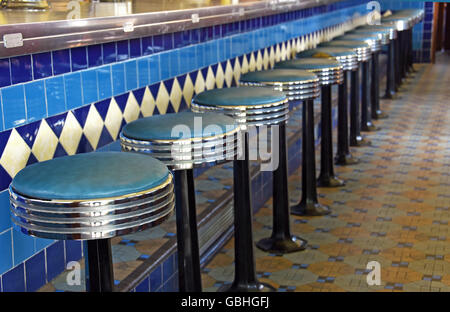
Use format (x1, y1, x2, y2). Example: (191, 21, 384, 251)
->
(120, 129, 241, 170)
(240, 79, 320, 101)
(336, 34, 382, 52)
(381, 17, 413, 31)
(9, 174, 175, 240)
(191, 98, 290, 127)
(297, 48, 359, 72)
(319, 41, 372, 62)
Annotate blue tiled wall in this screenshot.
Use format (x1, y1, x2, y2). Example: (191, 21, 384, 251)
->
(378, 0, 434, 62)
(0, 0, 373, 292)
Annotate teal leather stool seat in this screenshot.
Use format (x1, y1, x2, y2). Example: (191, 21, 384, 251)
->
(348, 28, 391, 45)
(335, 34, 382, 53)
(297, 47, 360, 167)
(381, 16, 413, 31)
(192, 86, 287, 292)
(10, 151, 175, 292)
(275, 58, 343, 86)
(296, 47, 358, 71)
(240, 69, 321, 254)
(357, 24, 397, 40)
(121, 111, 240, 292)
(192, 86, 289, 127)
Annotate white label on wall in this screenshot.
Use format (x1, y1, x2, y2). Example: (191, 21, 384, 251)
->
(3, 33, 23, 48)
(123, 22, 134, 33)
(191, 14, 200, 24)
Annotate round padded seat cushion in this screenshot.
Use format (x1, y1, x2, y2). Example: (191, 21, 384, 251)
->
(122, 111, 238, 141)
(11, 152, 170, 200)
(240, 69, 317, 83)
(336, 34, 379, 41)
(276, 58, 341, 70)
(193, 86, 286, 107)
(320, 40, 370, 49)
(297, 47, 356, 58)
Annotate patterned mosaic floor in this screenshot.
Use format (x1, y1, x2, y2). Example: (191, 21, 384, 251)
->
(200, 53, 450, 292)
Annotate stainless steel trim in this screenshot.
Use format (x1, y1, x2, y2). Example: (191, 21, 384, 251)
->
(0, 0, 344, 57)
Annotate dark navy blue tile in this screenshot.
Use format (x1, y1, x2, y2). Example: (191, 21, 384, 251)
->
(150, 265, 162, 291)
(117, 40, 129, 61)
(25, 250, 46, 292)
(213, 25, 222, 39)
(0, 58, 11, 88)
(136, 277, 150, 292)
(129, 38, 142, 58)
(10, 55, 32, 84)
(65, 240, 82, 263)
(46, 241, 65, 282)
(141, 36, 153, 56)
(88, 44, 103, 67)
(2, 263, 25, 292)
(32, 52, 52, 79)
(173, 30, 190, 49)
(71, 47, 88, 72)
(191, 29, 200, 44)
(102, 42, 117, 64)
(52, 49, 71, 75)
(162, 254, 174, 282)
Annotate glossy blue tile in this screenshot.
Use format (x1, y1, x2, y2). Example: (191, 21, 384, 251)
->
(88, 44, 103, 68)
(25, 250, 45, 292)
(205, 41, 218, 66)
(153, 34, 173, 53)
(117, 40, 130, 61)
(45, 76, 66, 116)
(191, 29, 200, 44)
(24, 80, 46, 122)
(64, 72, 83, 110)
(141, 36, 153, 56)
(32, 52, 52, 80)
(111, 63, 125, 95)
(97, 66, 112, 100)
(2, 263, 25, 292)
(138, 58, 149, 88)
(103, 42, 117, 64)
(46, 241, 65, 282)
(168, 50, 179, 78)
(35, 237, 54, 252)
(159, 52, 170, 81)
(149, 265, 162, 291)
(173, 30, 190, 49)
(0, 58, 11, 88)
(70, 47, 88, 72)
(0, 230, 12, 275)
(2, 84, 26, 129)
(179, 46, 196, 74)
(81, 69, 98, 105)
(12, 230, 35, 265)
(52, 49, 71, 75)
(65, 240, 82, 263)
(0, 191, 11, 232)
(125, 60, 137, 91)
(130, 38, 142, 58)
(148, 55, 160, 84)
(10, 55, 32, 84)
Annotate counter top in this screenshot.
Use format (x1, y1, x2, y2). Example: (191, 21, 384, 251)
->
(0, 0, 339, 57)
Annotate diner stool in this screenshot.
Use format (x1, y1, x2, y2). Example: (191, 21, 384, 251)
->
(192, 86, 288, 292)
(348, 27, 392, 120)
(319, 40, 372, 147)
(276, 58, 345, 189)
(357, 24, 398, 103)
(334, 33, 382, 132)
(297, 47, 359, 166)
(239, 69, 319, 248)
(121, 111, 240, 292)
(9, 152, 175, 292)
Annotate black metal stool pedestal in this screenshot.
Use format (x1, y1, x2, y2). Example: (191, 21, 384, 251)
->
(240, 69, 320, 250)
(9, 152, 175, 293)
(297, 47, 360, 166)
(277, 58, 345, 189)
(121, 112, 241, 292)
(319, 40, 373, 148)
(192, 87, 288, 292)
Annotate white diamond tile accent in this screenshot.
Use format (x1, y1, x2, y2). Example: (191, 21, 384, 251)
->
(170, 78, 183, 112)
(83, 105, 104, 150)
(0, 129, 31, 178)
(59, 111, 83, 155)
(141, 87, 156, 117)
(183, 75, 194, 107)
(104, 98, 123, 140)
(156, 83, 170, 115)
(123, 92, 140, 123)
(31, 119, 58, 162)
